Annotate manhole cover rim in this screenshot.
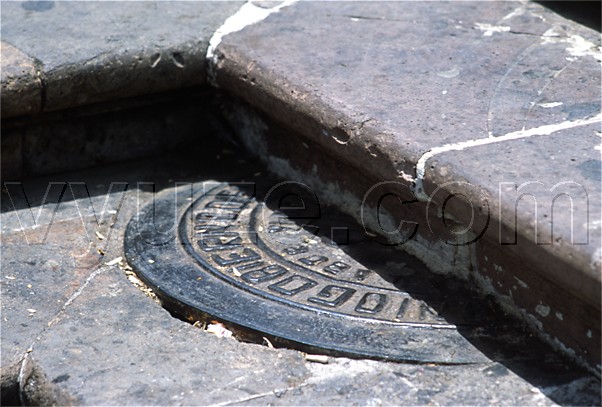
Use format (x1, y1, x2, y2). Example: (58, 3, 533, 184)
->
(124, 181, 487, 364)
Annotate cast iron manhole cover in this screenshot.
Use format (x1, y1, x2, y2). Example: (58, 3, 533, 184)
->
(124, 182, 487, 363)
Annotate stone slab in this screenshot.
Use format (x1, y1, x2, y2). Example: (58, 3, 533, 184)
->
(0, 1, 243, 116)
(0, 130, 22, 181)
(212, 1, 602, 370)
(214, 1, 600, 179)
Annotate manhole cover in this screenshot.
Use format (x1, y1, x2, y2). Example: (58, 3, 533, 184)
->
(124, 182, 487, 363)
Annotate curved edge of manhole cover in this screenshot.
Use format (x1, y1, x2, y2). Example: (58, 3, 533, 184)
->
(124, 181, 488, 364)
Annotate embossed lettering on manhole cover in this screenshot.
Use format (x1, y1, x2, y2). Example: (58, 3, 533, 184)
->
(124, 182, 487, 363)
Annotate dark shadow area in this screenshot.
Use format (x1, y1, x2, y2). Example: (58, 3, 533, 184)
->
(538, 1, 601, 32)
(0, 88, 259, 213)
(1, 371, 20, 407)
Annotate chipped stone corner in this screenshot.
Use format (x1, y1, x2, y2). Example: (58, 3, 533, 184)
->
(205, 0, 298, 86)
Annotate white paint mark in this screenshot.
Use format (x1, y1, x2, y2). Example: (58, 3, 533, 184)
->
(413, 113, 602, 200)
(514, 277, 529, 288)
(206, 0, 298, 86)
(555, 311, 564, 321)
(587, 329, 592, 339)
(105, 256, 123, 266)
(535, 304, 550, 317)
(399, 171, 414, 183)
(542, 28, 602, 62)
(566, 35, 602, 60)
(474, 22, 511, 36)
(18, 350, 34, 406)
(502, 6, 526, 21)
(538, 102, 563, 108)
(436, 67, 460, 78)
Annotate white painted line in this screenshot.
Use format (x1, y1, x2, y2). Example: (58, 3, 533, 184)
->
(206, 0, 298, 86)
(413, 113, 602, 201)
(538, 102, 563, 108)
(474, 22, 511, 37)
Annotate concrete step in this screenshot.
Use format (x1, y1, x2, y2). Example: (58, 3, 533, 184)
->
(1, 0, 600, 401)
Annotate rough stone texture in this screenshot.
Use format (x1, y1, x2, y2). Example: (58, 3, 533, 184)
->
(0, 1, 243, 116)
(0, 41, 42, 117)
(2, 148, 599, 405)
(212, 1, 602, 369)
(29, 268, 309, 405)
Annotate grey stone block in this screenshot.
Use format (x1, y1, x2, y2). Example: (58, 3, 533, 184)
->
(0, 1, 243, 115)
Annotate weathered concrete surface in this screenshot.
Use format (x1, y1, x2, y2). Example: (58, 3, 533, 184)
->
(0, 41, 42, 117)
(1, 150, 599, 405)
(212, 1, 602, 370)
(0, 1, 243, 117)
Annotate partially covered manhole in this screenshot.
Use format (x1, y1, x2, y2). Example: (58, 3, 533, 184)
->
(124, 182, 487, 363)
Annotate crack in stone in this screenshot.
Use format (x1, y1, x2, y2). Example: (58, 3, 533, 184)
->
(47, 267, 107, 328)
(216, 383, 310, 406)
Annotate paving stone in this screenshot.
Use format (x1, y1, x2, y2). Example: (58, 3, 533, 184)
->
(27, 265, 311, 405)
(0, 41, 42, 117)
(0, 1, 243, 116)
(11, 259, 577, 405)
(244, 359, 600, 406)
(1, 185, 129, 373)
(17, 89, 216, 178)
(212, 1, 601, 369)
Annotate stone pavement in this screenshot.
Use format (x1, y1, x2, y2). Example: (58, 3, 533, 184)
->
(1, 0, 601, 405)
(1, 145, 600, 405)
